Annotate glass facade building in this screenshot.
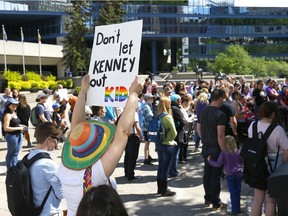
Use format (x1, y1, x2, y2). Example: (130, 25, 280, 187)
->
(1, 0, 288, 74)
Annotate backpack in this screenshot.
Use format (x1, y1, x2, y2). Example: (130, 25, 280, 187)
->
(240, 121, 279, 190)
(148, 113, 168, 144)
(6, 153, 52, 216)
(30, 105, 41, 127)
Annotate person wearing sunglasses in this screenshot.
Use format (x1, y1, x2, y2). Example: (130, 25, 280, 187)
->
(27, 122, 64, 215)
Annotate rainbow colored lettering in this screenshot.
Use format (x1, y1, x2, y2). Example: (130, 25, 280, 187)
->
(105, 86, 128, 102)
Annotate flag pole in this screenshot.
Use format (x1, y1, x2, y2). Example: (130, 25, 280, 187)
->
(2, 25, 7, 71)
(20, 27, 25, 75)
(37, 29, 42, 76)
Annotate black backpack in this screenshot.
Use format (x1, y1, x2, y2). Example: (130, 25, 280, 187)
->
(240, 121, 279, 190)
(6, 153, 53, 216)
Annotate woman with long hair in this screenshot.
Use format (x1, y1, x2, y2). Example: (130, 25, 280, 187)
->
(193, 92, 209, 152)
(16, 94, 31, 147)
(12, 89, 20, 101)
(156, 97, 177, 196)
(3, 98, 26, 169)
(249, 101, 288, 216)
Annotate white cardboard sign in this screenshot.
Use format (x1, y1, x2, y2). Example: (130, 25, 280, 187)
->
(87, 20, 143, 107)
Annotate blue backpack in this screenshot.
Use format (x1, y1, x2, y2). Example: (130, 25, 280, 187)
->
(147, 113, 168, 144)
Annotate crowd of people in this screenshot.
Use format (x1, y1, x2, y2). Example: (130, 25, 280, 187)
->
(2, 74, 288, 215)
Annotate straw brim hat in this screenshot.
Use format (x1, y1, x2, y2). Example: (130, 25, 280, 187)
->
(62, 120, 116, 170)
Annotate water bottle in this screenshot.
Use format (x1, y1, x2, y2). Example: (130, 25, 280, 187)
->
(247, 197, 253, 213)
(227, 198, 231, 212)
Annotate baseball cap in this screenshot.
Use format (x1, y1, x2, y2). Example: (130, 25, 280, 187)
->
(5, 98, 19, 107)
(36, 92, 48, 100)
(52, 103, 61, 109)
(170, 94, 181, 102)
(163, 86, 172, 93)
(43, 88, 53, 95)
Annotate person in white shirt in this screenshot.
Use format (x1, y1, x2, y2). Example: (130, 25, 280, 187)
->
(58, 75, 143, 216)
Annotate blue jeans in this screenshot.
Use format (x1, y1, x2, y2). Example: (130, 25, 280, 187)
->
(193, 124, 201, 148)
(168, 145, 180, 177)
(5, 133, 23, 169)
(226, 175, 242, 214)
(157, 144, 174, 182)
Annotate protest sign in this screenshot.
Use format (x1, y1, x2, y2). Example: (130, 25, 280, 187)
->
(87, 20, 143, 107)
(58, 88, 68, 100)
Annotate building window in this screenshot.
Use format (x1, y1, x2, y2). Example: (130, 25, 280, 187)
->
(255, 26, 261, 32)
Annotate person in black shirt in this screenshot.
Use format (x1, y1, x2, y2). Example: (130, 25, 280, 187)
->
(252, 80, 267, 118)
(197, 89, 227, 210)
(16, 94, 31, 147)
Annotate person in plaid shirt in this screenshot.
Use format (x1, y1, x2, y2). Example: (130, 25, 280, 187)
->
(141, 93, 155, 165)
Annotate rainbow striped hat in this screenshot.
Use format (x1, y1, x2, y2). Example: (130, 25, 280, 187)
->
(62, 120, 116, 170)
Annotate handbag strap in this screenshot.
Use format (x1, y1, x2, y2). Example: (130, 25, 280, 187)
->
(40, 186, 52, 209)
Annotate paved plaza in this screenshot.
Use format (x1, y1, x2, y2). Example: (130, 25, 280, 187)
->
(0, 92, 254, 216)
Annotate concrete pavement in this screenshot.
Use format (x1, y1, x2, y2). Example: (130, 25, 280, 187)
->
(0, 92, 254, 216)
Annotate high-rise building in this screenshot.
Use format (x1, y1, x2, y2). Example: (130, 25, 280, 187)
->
(1, 0, 288, 75)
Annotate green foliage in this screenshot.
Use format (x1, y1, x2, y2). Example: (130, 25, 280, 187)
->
(266, 60, 288, 77)
(8, 81, 21, 90)
(45, 74, 57, 81)
(46, 81, 58, 89)
(74, 86, 81, 96)
(187, 65, 192, 71)
(50, 84, 59, 92)
(4, 70, 22, 82)
(63, 1, 90, 75)
(96, 0, 126, 25)
(208, 45, 252, 75)
(208, 45, 288, 77)
(29, 81, 40, 89)
(250, 57, 267, 77)
(25, 71, 42, 81)
(4, 70, 73, 91)
(57, 80, 67, 88)
(19, 81, 32, 90)
(66, 79, 74, 88)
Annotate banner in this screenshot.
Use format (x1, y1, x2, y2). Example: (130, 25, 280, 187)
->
(87, 20, 143, 107)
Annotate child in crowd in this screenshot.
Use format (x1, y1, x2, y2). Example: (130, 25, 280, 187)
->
(208, 135, 243, 215)
(52, 102, 62, 127)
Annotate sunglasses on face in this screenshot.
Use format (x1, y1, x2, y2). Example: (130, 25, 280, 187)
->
(50, 136, 60, 144)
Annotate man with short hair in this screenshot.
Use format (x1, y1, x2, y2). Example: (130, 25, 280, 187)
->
(35, 92, 52, 124)
(124, 111, 143, 181)
(0, 88, 12, 109)
(197, 89, 227, 210)
(140, 93, 155, 165)
(28, 122, 64, 215)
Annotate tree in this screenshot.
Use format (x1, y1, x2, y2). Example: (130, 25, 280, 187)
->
(96, 0, 126, 25)
(250, 57, 267, 77)
(207, 45, 252, 75)
(62, 1, 90, 75)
